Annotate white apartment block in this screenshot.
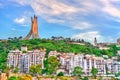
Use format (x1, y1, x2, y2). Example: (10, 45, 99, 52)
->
(111, 61, 120, 74)
(7, 49, 120, 75)
(106, 59, 113, 74)
(7, 50, 22, 70)
(83, 55, 106, 75)
(47, 51, 114, 76)
(7, 47, 46, 73)
(59, 53, 106, 75)
(48, 51, 59, 57)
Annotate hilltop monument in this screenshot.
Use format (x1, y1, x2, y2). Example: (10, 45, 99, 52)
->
(94, 37, 97, 46)
(25, 15, 39, 39)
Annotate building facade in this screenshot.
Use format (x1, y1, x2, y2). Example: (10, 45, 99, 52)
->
(7, 47, 46, 73)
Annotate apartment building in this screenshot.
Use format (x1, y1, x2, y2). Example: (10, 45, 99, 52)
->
(7, 50, 22, 70)
(59, 53, 106, 75)
(7, 49, 120, 76)
(7, 47, 46, 73)
(111, 61, 120, 74)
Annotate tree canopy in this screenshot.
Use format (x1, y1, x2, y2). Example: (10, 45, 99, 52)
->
(91, 68, 98, 79)
(29, 64, 42, 76)
(45, 56, 60, 75)
(0, 38, 118, 72)
(73, 66, 83, 76)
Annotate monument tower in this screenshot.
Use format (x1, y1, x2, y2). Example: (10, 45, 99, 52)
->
(94, 37, 97, 46)
(25, 15, 39, 39)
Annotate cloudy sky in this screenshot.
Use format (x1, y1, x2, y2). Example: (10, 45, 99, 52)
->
(0, 0, 120, 43)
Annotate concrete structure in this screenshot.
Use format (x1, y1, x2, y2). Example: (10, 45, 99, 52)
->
(21, 46, 27, 51)
(7, 49, 120, 76)
(7, 47, 46, 73)
(52, 51, 110, 76)
(112, 61, 120, 74)
(25, 15, 39, 39)
(94, 37, 97, 46)
(93, 37, 116, 50)
(117, 38, 120, 45)
(48, 51, 60, 57)
(117, 50, 120, 55)
(83, 55, 106, 75)
(59, 53, 106, 75)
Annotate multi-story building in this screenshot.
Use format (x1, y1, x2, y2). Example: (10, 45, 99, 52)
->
(68, 54, 84, 74)
(48, 51, 60, 57)
(7, 47, 46, 73)
(7, 49, 120, 76)
(83, 55, 95, 75)
(106, 59, 113, 74)
(95, 57, 106, 75)
(59, 53, 106, 75)
(112, 61, 120, 74)
(7, 50, 22, 70)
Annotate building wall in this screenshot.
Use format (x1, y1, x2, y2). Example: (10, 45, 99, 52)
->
(7, 49, 45, 73)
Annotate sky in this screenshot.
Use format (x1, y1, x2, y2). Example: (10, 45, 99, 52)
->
(0, 0, 120, 43)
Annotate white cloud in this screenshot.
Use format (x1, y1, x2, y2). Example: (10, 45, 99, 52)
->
(72, 31, 113, 44)
(12, 0, 120, 30)
(14, 17, 25, 24)
(101, 0, 120, 18)
(72, 22, 93, 30)
(13, 0, 98, 30)
(72, 31, 105, 43)
(14, 16, 29, 27)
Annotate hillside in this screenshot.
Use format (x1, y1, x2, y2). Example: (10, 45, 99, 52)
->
(0, 38, 118, 72)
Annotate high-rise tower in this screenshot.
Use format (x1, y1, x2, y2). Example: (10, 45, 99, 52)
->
(25, 15, 39, 39)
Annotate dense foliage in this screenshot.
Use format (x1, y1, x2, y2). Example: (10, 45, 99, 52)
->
(57, 72, 64, 76)
(8, 76, 18, 80)
(91, 68, 98, 79)
(0, 38, 118, 72)
(8, 74, 32, 80)
(44, 56, 60, 75)
(73, 66, 83, 76)
(29, 64, 42, 76)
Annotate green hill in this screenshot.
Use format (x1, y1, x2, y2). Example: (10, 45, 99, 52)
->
(0, 38, 118, 72)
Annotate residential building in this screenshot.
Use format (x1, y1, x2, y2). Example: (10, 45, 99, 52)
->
(112, 61, 120, 74)
(7, 47, 46, 73)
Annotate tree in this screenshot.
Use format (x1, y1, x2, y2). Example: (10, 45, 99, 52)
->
(117, 55, 120, 61)
(25, 74, 32, 80)
(115, 72, 120, 77)
(82, 77, 88, 80)
(14, 66, 19, 74)
(73, 66, 83, 76)
(0, 52, 7, 72)
(8, 76, 17, 80)
(57, 72, 64, 76)
(73, 66, 83, 80)
(10, 65, 14, 72)
(21, 74, 32, 80)
(91, 68, 98, 79)
(3, 66, 10, 77)
(46, 56, 60, 75)
(29, 64, 42, 76)
(21, 76, 30, 80)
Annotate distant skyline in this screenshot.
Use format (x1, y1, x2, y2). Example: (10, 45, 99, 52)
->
(0, 0, 120, 43)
